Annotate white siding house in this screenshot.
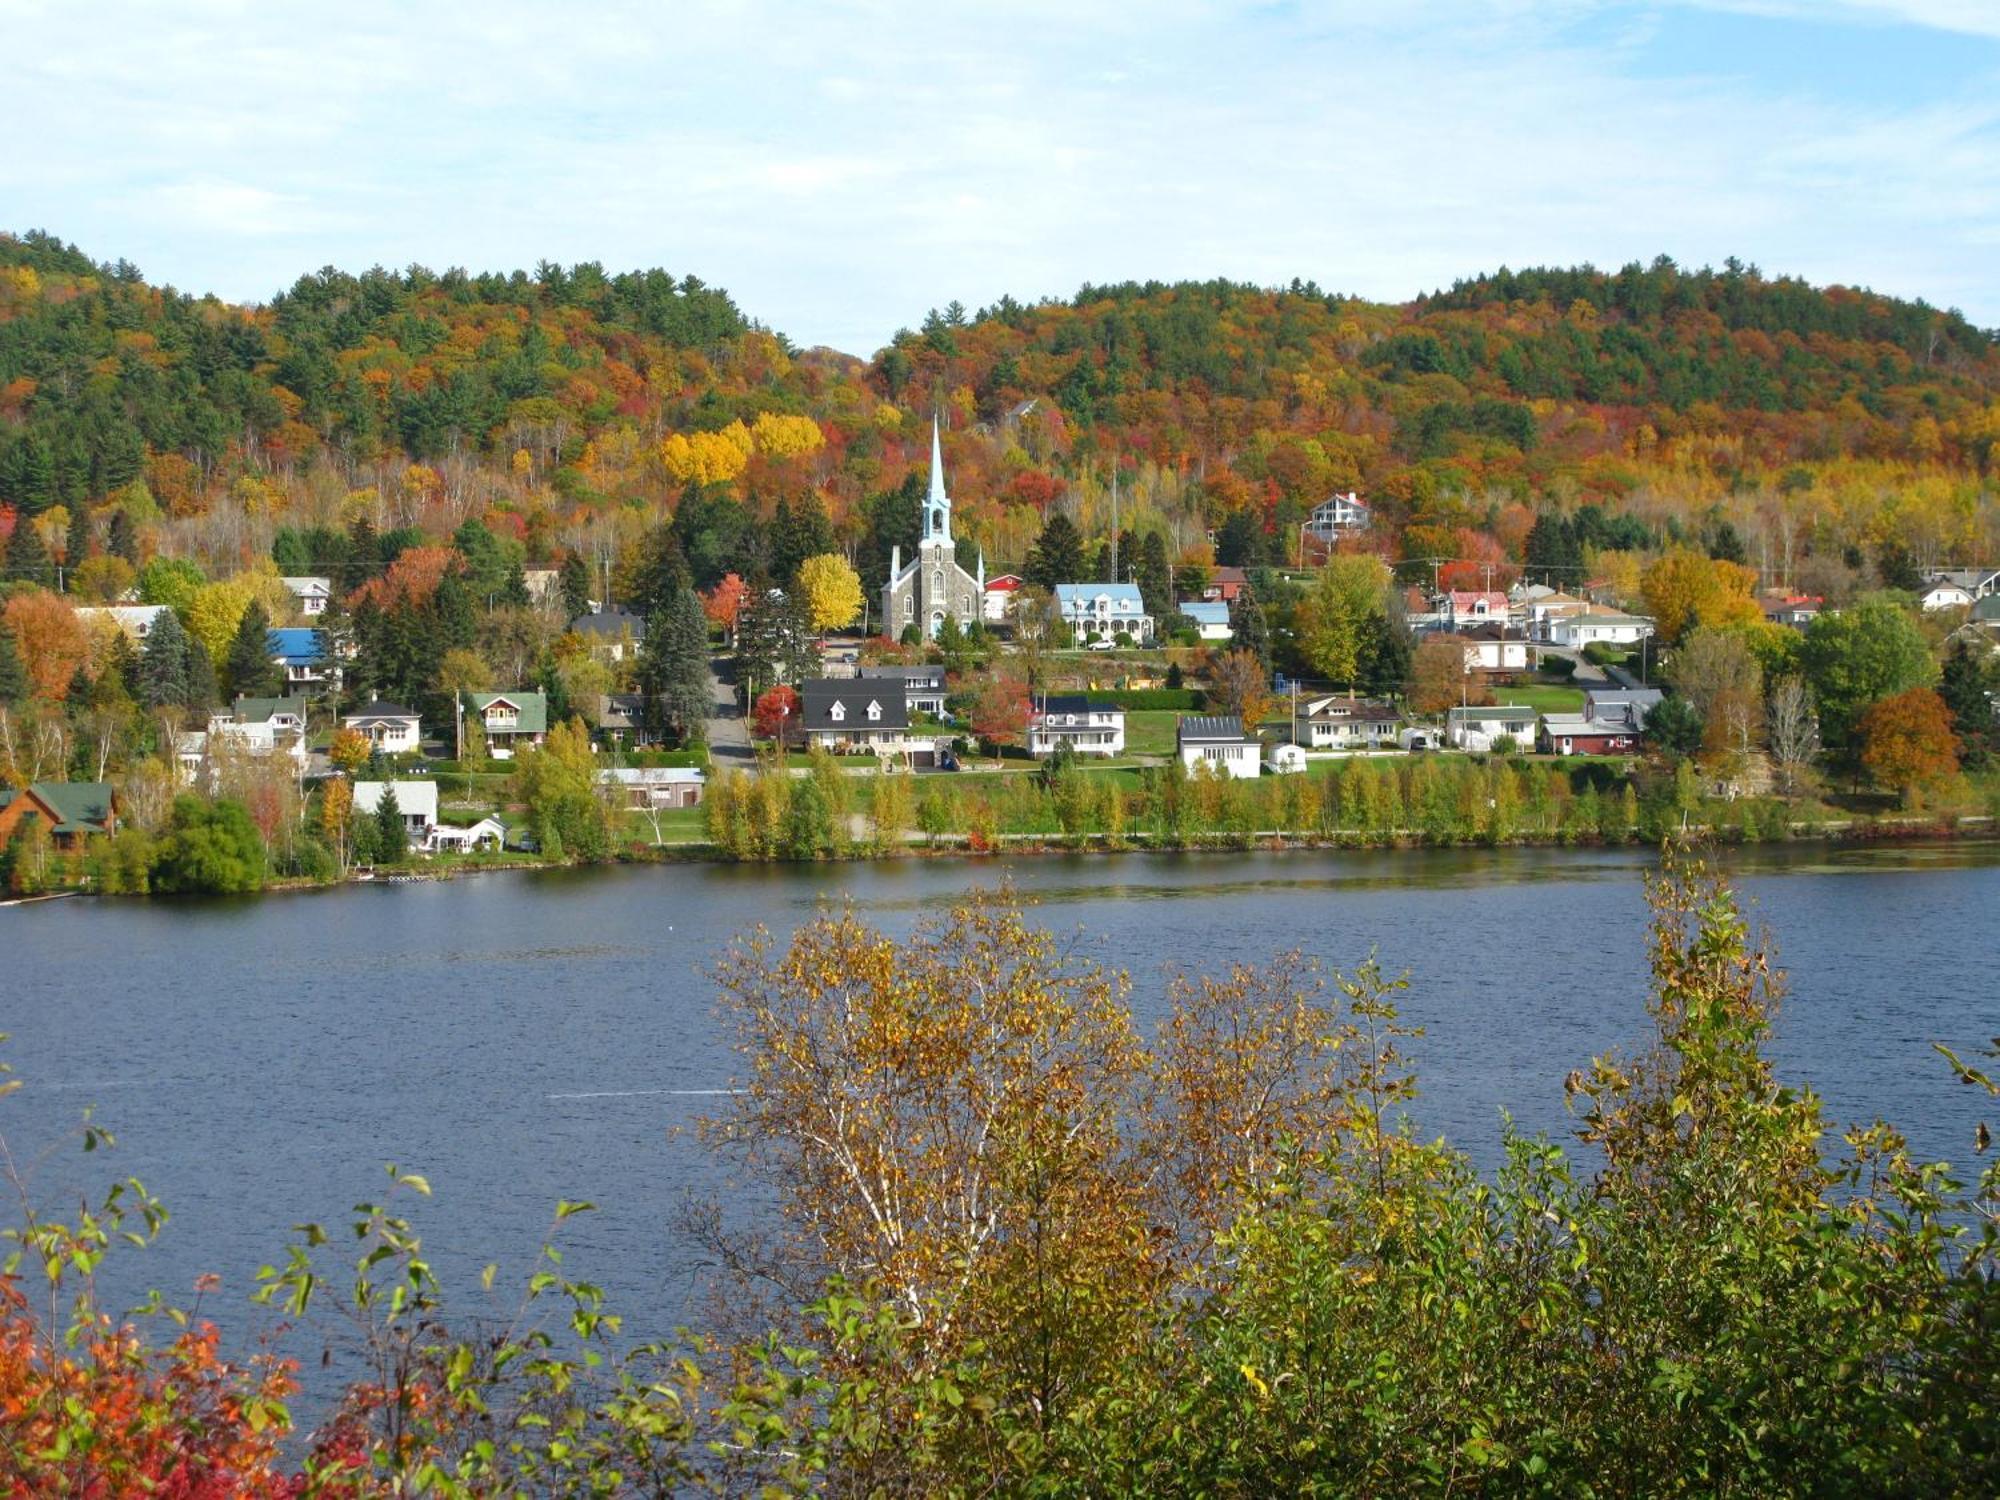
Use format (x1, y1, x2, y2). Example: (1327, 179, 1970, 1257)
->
(1177, 715, 1262, 779)
(1054, 582, 1153, 644)
(1028, 696, 1126, 757)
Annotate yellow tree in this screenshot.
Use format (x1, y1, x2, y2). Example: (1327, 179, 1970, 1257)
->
(184, 579, 256, 664)
(795, 553, 864, 634)
(320, 776, 353, 870)
(1641, 550, 1760, 645)
(1296, 555, 1389, 686)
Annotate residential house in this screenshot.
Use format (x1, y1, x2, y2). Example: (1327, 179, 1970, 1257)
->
(594, 692, 660, 748)
(0, 782, 118, 850)
(1177, 714, 1262, 779)
(1203, 566, 1249, 603)
(73, 604, 170, 642)
(1305, 492, 1370, 543)
(1539, 713, 1642, 756)
(597, 766, 707, 809)
(1180, 601, 1233, 642)
(1266, 742, 1307, 774)
(1441, 590, 1510, 629)
(172, 731, 209, 785)
(1547, 611, 1654, 649)
(1457, 622, 1532, 673)
(859, 663, 948, 716)
(1054, 581, 1153, 644)
(280, 576, 332, 616)
(570, 606, 648, 661)
(352, 779, 439, 840)
(1028, 695, 1126, 757)
(1293, 695, 1403, 751)
(342, 701, 422, 754)
(1444, 704, 1539, 751)
(269, 627, 341, 691)
(429, 816, 507, 852)
(1921, 567, 2000, 611)
(1582, 688, 1663, 731)
(1520, 591, 1590, 641)
(1759, 592, 1822, 630)
(463, 691, 549, 759)
(210, 696, 310, 761)
(798, 679, 912, 753)
(981, 573, 1023, 623)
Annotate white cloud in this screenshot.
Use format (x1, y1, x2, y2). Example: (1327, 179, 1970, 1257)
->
(0, 0, 1995, 349)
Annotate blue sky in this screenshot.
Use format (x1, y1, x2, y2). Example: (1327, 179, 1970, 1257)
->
(4, 0, 1997, 354)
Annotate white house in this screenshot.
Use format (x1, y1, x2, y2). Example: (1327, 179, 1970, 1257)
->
(1054, 582, 1153, 644)
(352, 779, 439, 839)
(570, 607, 648, 661)
(1180, 601, 1232, 642)
(1293, 696, 1402, 750)
(1028, 695, 1126, 757)
(1440, 590, 1509, 629)
(342, 701, 422, 754)
(982, 573, 1023, 624)
(858, 664, 948, 717)
(428, 816, 506, 852)
(1921, 567, 2000, 610)
(280, 577, 332, 616)
(1444, 704, 1539, 751)
(1266, 742, 1307, 775)
(1177, 714, 1262, 779)
(1920, 580, 1975, 612)
(1305, 492, 1370, 543)
(74, 604, 170, 641)
(1548, 611, 1655, 649)
(1453, 623, 1533, 673)
(208, 696, 310, 762)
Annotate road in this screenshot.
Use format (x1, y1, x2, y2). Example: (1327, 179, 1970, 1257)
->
(705, 657, 754, 764)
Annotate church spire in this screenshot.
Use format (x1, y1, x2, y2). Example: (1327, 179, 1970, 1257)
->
(924, 414, 951, 543)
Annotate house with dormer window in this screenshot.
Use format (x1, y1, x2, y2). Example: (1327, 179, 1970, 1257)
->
(798, 679, 913, 752)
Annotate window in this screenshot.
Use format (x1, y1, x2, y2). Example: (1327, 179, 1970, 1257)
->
(866, 700, 882, 722)
(830, 702, 846, 722)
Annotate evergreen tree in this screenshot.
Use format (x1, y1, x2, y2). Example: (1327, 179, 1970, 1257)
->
(4, 519, 55, 588)
(1358, 610, 1414, 697)
(107, 508, 139, 566)
(1939, 638, 1996, 760)
(1216, 508, 1262, 568)
(224, 600, 282, 701)
(639, 587, 714, 746)
(559, 553, 593, 619)
(431, 569, 477, 653)
(65, 503, 92, 567)
(452, 517, 510, 600)
(345, 517, 383, 591)
(772, 494, 836, 589)
(0, 625, 26, 707)
(1708, 519, 1747, 564)
(626, 522, 690, 622)
(1229, 587, 1272, 668)
(272, 526, 313, 574)
(500, 562, 532, 608)
(1025, 512, 1086, 590)
(184, 636, 219, 711)
(1137, 532, 1173, 623)
(140, 608, 191, 708)
(374, 784, 408, 863)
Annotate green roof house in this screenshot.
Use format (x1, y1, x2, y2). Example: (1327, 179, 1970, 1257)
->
(462, 691, 549, 759)
(0, 782, 119, 850)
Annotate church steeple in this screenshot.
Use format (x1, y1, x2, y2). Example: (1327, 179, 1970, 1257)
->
(924, 415, 951, 544)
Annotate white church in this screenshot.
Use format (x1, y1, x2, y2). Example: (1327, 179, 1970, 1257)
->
(883, 418, 985, 640)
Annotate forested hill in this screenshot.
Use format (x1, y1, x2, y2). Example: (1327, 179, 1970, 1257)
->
(3, 228, 1997, 595)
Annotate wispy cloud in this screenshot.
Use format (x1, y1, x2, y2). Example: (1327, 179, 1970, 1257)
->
(1, 0, 1995, 351)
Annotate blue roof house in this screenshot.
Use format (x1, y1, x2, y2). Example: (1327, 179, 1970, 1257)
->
(268, 627, 342, 690)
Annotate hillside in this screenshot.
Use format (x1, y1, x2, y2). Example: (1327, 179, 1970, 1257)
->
(3, 230, 1997, 600)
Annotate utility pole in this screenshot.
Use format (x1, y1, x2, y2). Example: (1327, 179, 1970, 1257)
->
(1109, 460, 1120, 583)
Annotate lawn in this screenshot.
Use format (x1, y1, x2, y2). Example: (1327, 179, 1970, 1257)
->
(1123, 710, 1180, 756)
(1495, 684, 1585, 714)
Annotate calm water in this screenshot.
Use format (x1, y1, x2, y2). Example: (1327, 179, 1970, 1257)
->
(5, 843, 1997, 1367)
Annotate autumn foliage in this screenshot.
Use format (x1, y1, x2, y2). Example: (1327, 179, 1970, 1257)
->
(1859, 686, 1959, 806)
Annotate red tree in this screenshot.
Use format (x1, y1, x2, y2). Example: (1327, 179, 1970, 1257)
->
(752, 684, 800, 742)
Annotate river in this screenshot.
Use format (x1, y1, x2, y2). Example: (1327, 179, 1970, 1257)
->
(5, 842, 1997, 1369)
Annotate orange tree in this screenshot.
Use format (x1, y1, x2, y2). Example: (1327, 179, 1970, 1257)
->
(1859, 686, 1959, 807)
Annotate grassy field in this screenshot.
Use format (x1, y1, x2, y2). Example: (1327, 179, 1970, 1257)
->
(1123, 710, 1181, 756)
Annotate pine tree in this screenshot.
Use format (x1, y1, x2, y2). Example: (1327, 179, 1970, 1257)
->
(1137, 533, 1173, 622)
(559, 553, 593, 619)
(1025, 512, 1085, 590)
(431, 570, 477, 652)
(184, 636, 219, 711)
(501, 562, 531, 608)
(140, 609, 191, 708)
(65, 503, 92, 567)
(107, 508, 139, 565)
(1229, 587, 1271, 668)
(374, 784, 408, 862)
(639, 587, 713, 747)
(1939, 638, 1996, 760)
(0, 625, 27, 707)
(224, 600, 282, 701)
(4, 519, 55, 588)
